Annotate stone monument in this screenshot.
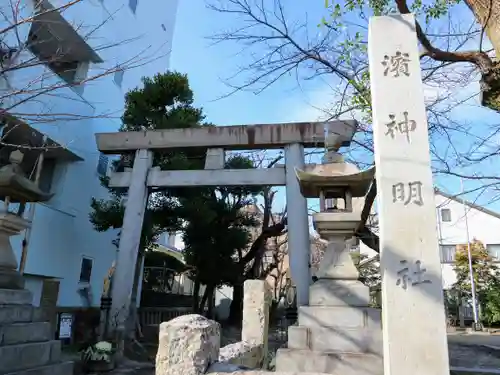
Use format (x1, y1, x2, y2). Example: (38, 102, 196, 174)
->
(0, 150, 73, 374)
(275, 135, 383, 375)
(369, 14, 450, 375)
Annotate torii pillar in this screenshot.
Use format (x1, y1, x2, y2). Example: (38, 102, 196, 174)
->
(285, 143, 311, 306)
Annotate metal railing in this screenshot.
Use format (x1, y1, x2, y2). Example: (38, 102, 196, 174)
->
(138, 306, 193, 327)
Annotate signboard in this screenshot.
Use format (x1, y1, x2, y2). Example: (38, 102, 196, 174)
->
(58, 313, 73, 339)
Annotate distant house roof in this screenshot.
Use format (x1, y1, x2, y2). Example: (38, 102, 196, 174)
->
(435, 188, 500, 220)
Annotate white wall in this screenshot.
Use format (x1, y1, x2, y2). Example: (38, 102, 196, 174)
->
(1, 0, 179, 307)
(435, 192, 500, 289)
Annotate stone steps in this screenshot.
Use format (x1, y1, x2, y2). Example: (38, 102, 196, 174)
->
(275, 348, 383, 375)
(3, 361, 73, 375)
(1, 322, 52, 345)
(0, 340, 61, 374)
(0, 305, 33, 325)
(288, 325, 382, 355)
(0, 290, 32, 306)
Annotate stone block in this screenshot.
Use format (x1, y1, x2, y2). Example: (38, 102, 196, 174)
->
(0, 305, 33, 325)
(156, 314, 220, 375)
(287, 326, 309, 350)
(242, 280, 271, 367)
(1, 322, 52, 345)
(4, 361, 73, 375)
(298, 306, 381, 329)
(0, 340, 59, 373)
(307, 326, 383, 355)
(242, 280, 271, 346)
(0, 289, 32, 305)
(309, 279, 370, 306)
(275, 348, 383, 375)
(218, 341, 263, 369)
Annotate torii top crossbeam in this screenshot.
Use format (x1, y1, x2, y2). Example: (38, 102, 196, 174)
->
(95, 121, 357, 153)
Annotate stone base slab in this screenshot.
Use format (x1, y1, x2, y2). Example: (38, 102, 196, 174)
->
(209, 372, 335, 375)
(298, 306, 381, 329)
(4, 361, 73, 375)
(309, 279, 370, 306)
(287, 325, 382, 355)
(275, 348, 383, 375)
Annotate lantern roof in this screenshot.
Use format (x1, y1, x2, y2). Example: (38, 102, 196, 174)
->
(295, 159, 374, 199)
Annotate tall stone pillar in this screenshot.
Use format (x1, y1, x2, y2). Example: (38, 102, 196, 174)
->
(109, 149, 152, 337)
(284, 143, 310, 306)
(369, 14, 450, 375)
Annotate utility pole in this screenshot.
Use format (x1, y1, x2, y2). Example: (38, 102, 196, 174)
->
(461, 178, 480, 330)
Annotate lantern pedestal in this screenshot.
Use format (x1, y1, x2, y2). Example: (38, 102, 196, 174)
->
(0, 212, 30, 289)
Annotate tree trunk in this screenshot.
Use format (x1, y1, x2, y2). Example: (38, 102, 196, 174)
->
(228, 283, 243, 325)
(465, 0, 500, 112)
(205, 285, 215, 319)
(465, 0, 500, 56)
(192, 279, 201, 313)
(198, 286, 211, 314)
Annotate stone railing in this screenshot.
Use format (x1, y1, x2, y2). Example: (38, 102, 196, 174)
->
(156, 280, 271, 375)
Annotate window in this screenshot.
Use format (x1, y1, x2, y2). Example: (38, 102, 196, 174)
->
(79, 257, 93, 283)
(440, 245, 457, 263)
(487, 245, 500, 261)
(129, 0, 138, 13)
(441, 208, 452, 222)
(113, 69, 124, 88)
(97, 153, 109, 176)
(38, 158, 57, 193)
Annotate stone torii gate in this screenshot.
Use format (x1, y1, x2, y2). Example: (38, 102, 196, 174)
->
(95, 120, 357, 331)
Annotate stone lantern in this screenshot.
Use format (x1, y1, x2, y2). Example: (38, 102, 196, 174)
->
(295, 146, 374, 296)
(0, 149, 52, 289)
(0, 150, 71, 375)
(275, 134, 382, 374)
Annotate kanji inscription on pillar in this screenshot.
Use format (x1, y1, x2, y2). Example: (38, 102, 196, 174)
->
(391, 181, 424, 206)
(396, 260, 432, 290)
(385, 111, 417, 142)
(382, 51, 411, 77)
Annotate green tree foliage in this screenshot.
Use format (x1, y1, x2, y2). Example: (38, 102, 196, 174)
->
(89, 71, 262, 315)
(451, 240, 500, 325)
(352, 252, 381, 288)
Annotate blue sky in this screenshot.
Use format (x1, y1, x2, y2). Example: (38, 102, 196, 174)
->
(170, 1, 330, 125)
(169, 1, 500, 213)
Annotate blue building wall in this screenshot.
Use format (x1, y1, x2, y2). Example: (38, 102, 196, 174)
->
(1, 0, 179, 307)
